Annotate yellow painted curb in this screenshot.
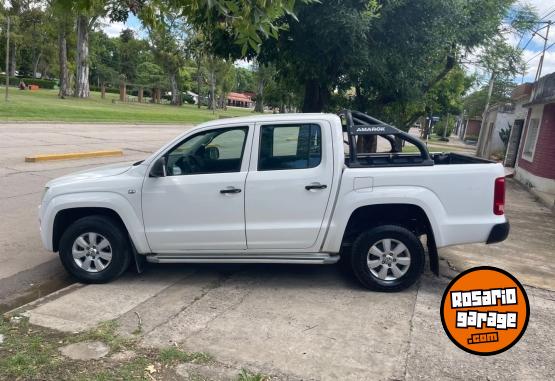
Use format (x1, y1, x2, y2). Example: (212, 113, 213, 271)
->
(25, 150, 123, 162)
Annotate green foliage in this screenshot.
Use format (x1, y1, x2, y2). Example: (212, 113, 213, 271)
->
(136, 62, 168, 88)
(463, 75, 516, 117)
(499, 122, 512, 148)
(158, 347, 213, 365)
(0, 75, 56, 89)
(434, 115, 456, 138)
(237, 369, 269, 381)
(89, 85, 120, 94)
(259, 0, 379, 111)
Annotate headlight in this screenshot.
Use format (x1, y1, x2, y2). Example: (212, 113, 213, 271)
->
(41, 187, 50, 202)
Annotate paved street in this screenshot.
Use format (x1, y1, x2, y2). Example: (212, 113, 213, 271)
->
(0, 123, 192, 310)
(1, 122, 554, 379)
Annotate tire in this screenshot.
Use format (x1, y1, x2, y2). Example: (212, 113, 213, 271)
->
(350, 225, 425, 292)
(58, 215, 131, 283)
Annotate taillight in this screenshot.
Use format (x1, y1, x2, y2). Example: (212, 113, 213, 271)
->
(493, 177, 505, 215)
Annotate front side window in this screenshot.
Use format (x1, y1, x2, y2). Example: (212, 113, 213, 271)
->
(522, 118, 540, 161)
(166, 127, 248, 175)
(259, 124, 322, 171)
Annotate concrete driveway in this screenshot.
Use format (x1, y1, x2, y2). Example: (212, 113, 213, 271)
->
(20, 265, 554, 380)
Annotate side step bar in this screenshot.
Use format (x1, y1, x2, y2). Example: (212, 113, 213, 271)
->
(146, 253, 340, 265)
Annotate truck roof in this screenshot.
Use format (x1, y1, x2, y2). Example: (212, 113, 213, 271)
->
(196, 113, 341, 128)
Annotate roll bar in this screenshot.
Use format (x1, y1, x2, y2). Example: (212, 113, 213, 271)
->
(338, 110, 433, 166)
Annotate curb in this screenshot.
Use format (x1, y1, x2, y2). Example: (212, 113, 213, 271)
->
(25, 150, 123, 162)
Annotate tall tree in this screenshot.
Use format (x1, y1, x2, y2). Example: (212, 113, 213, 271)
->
(147, 11, 187, 106)
(259, 0, 378, 112)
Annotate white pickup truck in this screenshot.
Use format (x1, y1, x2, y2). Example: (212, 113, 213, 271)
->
(39, 111, 509, 291)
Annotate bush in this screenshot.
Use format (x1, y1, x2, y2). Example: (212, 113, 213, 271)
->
(0, 75, 19, 86)
(434, 122, 453, 138)
(90, 85, 120, 94)
(0, 75, 56, 89)
(23, 78, 56, 89)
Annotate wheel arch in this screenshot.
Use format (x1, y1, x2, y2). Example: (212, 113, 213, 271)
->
(339, 203, 439, 275)
(53, 207, 127, 252)
(44, 192, 150, 254)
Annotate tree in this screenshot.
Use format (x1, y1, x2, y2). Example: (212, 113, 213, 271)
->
(147, 11, 188, 106)
(253, 62, 275, 112)
(357, 0, 524, 129)
(259, 0, 378, 112)
(235, 67, 256, 93)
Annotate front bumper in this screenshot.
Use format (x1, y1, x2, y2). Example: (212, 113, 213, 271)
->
(486, 221, 510, 244)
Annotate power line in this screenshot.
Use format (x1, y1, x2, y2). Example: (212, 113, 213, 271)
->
(525, 41, 554, 64)
(540, 7, 555, 21)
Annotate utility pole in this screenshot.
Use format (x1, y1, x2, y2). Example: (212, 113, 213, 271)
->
(5, 15, 10, 101)
(535, 21, 551, 81)
(476, 71, 496, 157)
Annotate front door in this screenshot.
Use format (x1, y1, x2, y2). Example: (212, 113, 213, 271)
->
(245, 122, 334, 249)
(142, 125, 251, 252)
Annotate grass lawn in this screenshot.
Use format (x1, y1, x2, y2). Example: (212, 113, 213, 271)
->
(0, 87, 257, 124)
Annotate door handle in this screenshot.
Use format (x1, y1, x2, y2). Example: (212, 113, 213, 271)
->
(305, 183, 327, 190)
(220, 187, 242, 194)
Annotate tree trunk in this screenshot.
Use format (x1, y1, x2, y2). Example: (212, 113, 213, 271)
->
(169, 73, 180, 105)
(302, 79, 328, 112)
(119, 79, 126, 101)
(58, 31, 70, 98)
(208, 67, 216, 112)
(196, 56, 202, 109)
(255, 79, 264, 113)
(354, 85, 365, 111)
(101, 82, 106, 99)
(138, 87, 143, 103)
(74, 15, 90, 98)
(33, 51, 42, 79)
(154, 87, 161, 104)
(356, 136, 377, 153)
(219, 93, 227, 110)
(9, 42, 16, 76)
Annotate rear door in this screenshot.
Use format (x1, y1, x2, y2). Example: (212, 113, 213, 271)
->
(245, 121, 334, 249)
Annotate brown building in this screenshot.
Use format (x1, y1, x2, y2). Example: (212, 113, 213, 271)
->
(458, 118, 482, 142)
(227, 92, 254, 108)
(514, 72, 555, 207)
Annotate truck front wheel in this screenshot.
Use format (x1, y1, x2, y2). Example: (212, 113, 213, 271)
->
(350, 225, 425, 292)
(58, 215, 131, 283)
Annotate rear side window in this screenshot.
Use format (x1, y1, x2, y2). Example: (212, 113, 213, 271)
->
(259, 124, 321, 171)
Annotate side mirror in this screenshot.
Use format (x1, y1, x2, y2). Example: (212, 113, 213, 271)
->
(205, 146, 220, 160)
(149, 157, 167, 178)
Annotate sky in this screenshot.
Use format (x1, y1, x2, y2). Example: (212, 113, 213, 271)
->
(513, 0, 555, 83)
(100, 1, 555, 84)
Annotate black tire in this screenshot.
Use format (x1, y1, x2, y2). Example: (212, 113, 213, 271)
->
(59, 215, 131, 283)
(350, 225, 425, 292)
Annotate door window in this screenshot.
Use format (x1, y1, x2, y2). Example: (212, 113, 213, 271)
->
(259, 124, 321, 170)
(166, 127, 248, 175)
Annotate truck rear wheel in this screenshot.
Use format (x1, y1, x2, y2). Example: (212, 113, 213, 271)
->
(58, 215, 131, 283)
(350, 225, 425, 292)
